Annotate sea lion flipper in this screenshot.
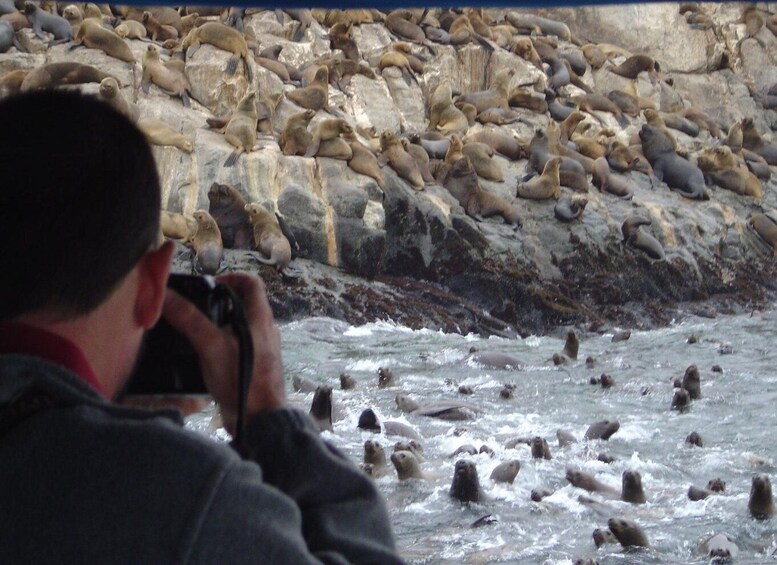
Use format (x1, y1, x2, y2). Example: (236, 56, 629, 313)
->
(225, 56, 239, 76)
(181, 91, 191, 108)
(224, 148, 243, 167)
(13, 36, 28, 53)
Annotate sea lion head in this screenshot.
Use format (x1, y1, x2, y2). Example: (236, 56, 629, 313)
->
(395, 393, 419, 412)
(314, 66, 329, 83)
(450, 459, 481, 502)
(380, 129, 398, 150)
(377, 367, 394, 387)
(364, 440, 386, 466)
(142, 10, 152, 23)
(23, 2, 35, 15)
(309, 385, 333, 422)
(357, 408, 381, 433)
(99, 77, 118, 99)
(145, 44, 160, 59)
(390, 450, 421, 480)
(622, 470, 642, 490)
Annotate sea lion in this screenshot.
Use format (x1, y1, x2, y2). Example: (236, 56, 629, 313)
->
(516, 157, 561, 200)
(748, 474, 775, 519)
(686, 431, 703, 447)
(561, 330, 578, 359)
(507, 87, 548, 114)
(610, 54, 657, 80)
(450, 460, 483, 502)
(461, 142, 504, 182)
(401, 139, 434, 182)
(309, 385, 333, 432)
(566, 469, 620, 498)
(466, 128, 524, 160)
(342, 130, 384, 189)
(357, 408, 381, 433)
(377, 367, 395, 388)
(557, 429, 577, 447)
(661, 111, 701, 138)
(528, 129, 586, 177)
(244, 203, 292, 272)
(72, 18, 134, 63)
(608, 517, 649, 548)
(136, 119, 193, 153)
(682, 364, 701, 399)
(680, 107, 720, 138)
(223, 91, 258, 167)
(20, 62, 112, 92)
(490, 460, 520, 484)
(531, 437, 552, 460)
(160, 211, 194, 241)
(466, 349, 523, 370)
(363, 440, 389, 477)
(639, 124, 707, 200)
(385, 9, 426, 44)
(554, 195, 587, 222)
(512, 37, 543, 69)
(287, 66, 329, 112)
(339, 373, 356, 390)
(741, 118, 777, 165)
(621, 215, 665, 260)
(396, 393, 479, 420)
(442, 157, 521, 226)
(688, 479, 725, 501)
(280, 109, 315, 156)
(505, 12, 571, 40)
(582, 44, 607, 68)
(306, 118, 352, 158)
(207, 183, 252, 250)
(191, 210, 223, 275)
(141, 10, 177, 42)
(621, 470, 646, 503)
(700, 533, 739, 561)
(592, 527, 617, 548)
(456, 69, 514, 114)
(114, 19, 146, 39)
(748, 214, 777, 255)
(573, 94, 628, 127)
(559, 111, 586, 145)
(672, 388, 691, 410)
(475, 108, 523, 126)
(0, 21, 22, 55)
(182, 21, 253, 81)
(391, 450, 426, 480)
(98, 77, 138, 123)
(428, 83, 469, 136)
(593, 157, 633, 198)
(584, 420, 620, 440)
(378, 130, 424, 190)
(24, 1, 71, 43)
(142, 44, 191, 107)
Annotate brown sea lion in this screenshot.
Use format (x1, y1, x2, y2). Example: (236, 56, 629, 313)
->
(701, 533, 739, 561)
(443, 157, 521, 226)
(748, 214, 777, 255)
(456, 69, 514, 114)
(339, 373, 356, 390)
(749, 474, 775, 519)
(559, 111, 586, 145)
(741, 117, 777, 165)
(531, 437, 552, 460)
(287, 66, 329, 112)
(608, 517, 649, 548)
(462, 142, 503, 182)
(279, 109, 315, 156)
(182, 21, 252, 81)
(554, 195, 587, 222)
(391, 450, 426, 480)
(490, 460, 520, 484)
(584, 420, 620, 440)
(680, 107, 720, 138)
(621, 470, 646, 503)
(343, 130, 384, 189)
(378, 130, 424, 190)
(222, 91, 258, 167)
(512, 37, 543, 69)
(428, 83, 469, 136)
(160, 211, 194, 241)
(724, 122, 743, 152)
(566, 469, 620, 498)
(142, 44, 191, 107)
(73, 18, 134, 63)
(607, 90, 640, 118)
(97, 77, 138, 123)
(385, 9, 426, 44)
(475, 108, 523, 126)
(363, 440, 389, 477)
(141, 10, 177, 42)
(244, 203, 292, 272)
(573, 94, 628, 126)
(681, 364, 701, 399)
(582, 44, 606, 68)
(688, 478, 725, 500)
(609, 54, 657, 80)
(191, 210, 223, 275)
(639, 124, 707, 200)
(207, 183, 252, 250)
(306, 118, 352, 158)
(0, 69, 29, 98)
(517, 157, 561, 200)
(114, 19, 146, 40)
(593, 157, 633, 198)
(401, 139, 434, 182)
(450, 460, 484, 502)
(466, 128, 525, 160)
(137, 119, 193, 153)
(20, 62, 111, 92)
(621, 215, 665, 260)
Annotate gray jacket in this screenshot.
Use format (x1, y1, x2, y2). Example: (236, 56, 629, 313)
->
(0, 354, 404, 564)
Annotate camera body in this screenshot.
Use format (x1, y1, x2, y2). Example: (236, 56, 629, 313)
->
(125, 274, 232, 395)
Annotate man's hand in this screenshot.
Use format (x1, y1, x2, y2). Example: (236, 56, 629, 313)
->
(162, 273, 285, 434)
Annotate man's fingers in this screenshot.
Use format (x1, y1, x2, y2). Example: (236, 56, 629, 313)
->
(216, 273, 273, 323)
(162, 288, 223, 353)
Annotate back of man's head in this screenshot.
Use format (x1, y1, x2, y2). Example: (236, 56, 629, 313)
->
(0, 90, 161, 321)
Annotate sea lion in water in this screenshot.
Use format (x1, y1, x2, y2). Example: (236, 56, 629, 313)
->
(142, 44, 192, 107)
(207, 183, 252, 250)
(592, 527, 618, 548)
(553, 330, 579, 364)
(701, 533, 739, 561)
(516, 157, 561, 200)
(244, 203, 292, 272)
(688, 478, 725, 501)
(490, 460, 520, 484)
(98, 77, 138, 123)
(450, 460, 484, 502)
(20, 62, 112, 92)
(748, 214, 777, 256)
(191, 210, 223, 275)
(566, 469, 620, 498)
(466, 349, 523, 369)
(748, 474, 775, 519)
(621, 470, 646, 503)
(73, 19, 134, 63)
(309, 385, 333, 432)
(639, 124, 707, 200)
(363, 440, 389, 477)
(182, 21, 253, 81)
(584, 420, 620, 440)
(682, 364, 701, 399)
(554, 195, 587, 222)
(378, 129, 424, 190)
(137, 119, 193, 153)
(531, 437, 552, 460)
(685, 431, 703, 447)
(222, 91, 258, 167)
(395, 393, 480, 420)
(608, 517, 649, 548)
(391, 450, 426, 480)
(280, 110, 315, 156)
(621, 215, 665, 260)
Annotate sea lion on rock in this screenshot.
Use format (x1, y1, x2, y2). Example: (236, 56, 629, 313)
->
(516, 157, 561, 200)
(609, 54, 657, 80)
(160, 211, 194, 241)
(98, 77, 138, 123)
(428, 83, 469, 136)
(305, 118, 352, 158)
(280, 110, 315, 156)
(395, 393, 480, 420)
(244, 203, 292, 272)
(466, 128, 524, 160)
(566, 469, 620, 498)
(748, 214, 777, 255)
(342, 130, 384, 189)
(507, 87, 548, 114)
(141, 11, 177, 42)
(442, 157, 521, 226)
(182, 21, 252, 81)
(461, 142, 503, 182)
(73, 19, 134, 63)
(24, 1, 71, 43)
(584, 420, 620, 440)
(378, 130, 424, 190)
(593, 157, 633, 198)
(137, 119, 193, 153)
(741, 118, 777, 165)
(223, 91, 258, 167)
(207, 183, 252, 250)
(142, 44, 191, 107)
(191, 210, 223, 275)
(456, 69, 514, 114)
(490, 460, 520, 484)
(114, 19, 146, 40)
(621, 215, 665, 260)
(554, 195, 587, 222)
(608, 517, 649, 548)
(748, 474, 775, 519)
(287, 66, 329, 112)
(639, 124, 707, 199)
(450, 460, 484, 503)
(21, 62, 111, 92)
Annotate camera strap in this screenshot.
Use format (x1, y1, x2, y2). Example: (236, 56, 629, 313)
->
(211, 284, 254, 450)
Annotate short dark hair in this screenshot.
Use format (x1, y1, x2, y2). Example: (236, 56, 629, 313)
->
(0, 90, 160, 320)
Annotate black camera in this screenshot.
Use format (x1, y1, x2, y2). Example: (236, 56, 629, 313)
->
(125, 274, 234, 395)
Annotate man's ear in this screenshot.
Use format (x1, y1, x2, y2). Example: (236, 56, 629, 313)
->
(134, 241, 174, 329)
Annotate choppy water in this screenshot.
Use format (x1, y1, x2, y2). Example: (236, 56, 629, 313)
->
(189, 309, 777, 564)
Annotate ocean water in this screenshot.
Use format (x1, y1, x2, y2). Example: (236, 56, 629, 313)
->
(189, 310, 777, 564)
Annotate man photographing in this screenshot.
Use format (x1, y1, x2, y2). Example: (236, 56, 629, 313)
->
(0, 90, 404, 564)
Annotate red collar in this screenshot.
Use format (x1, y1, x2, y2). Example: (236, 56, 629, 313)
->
(0, 322, 106, 398)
